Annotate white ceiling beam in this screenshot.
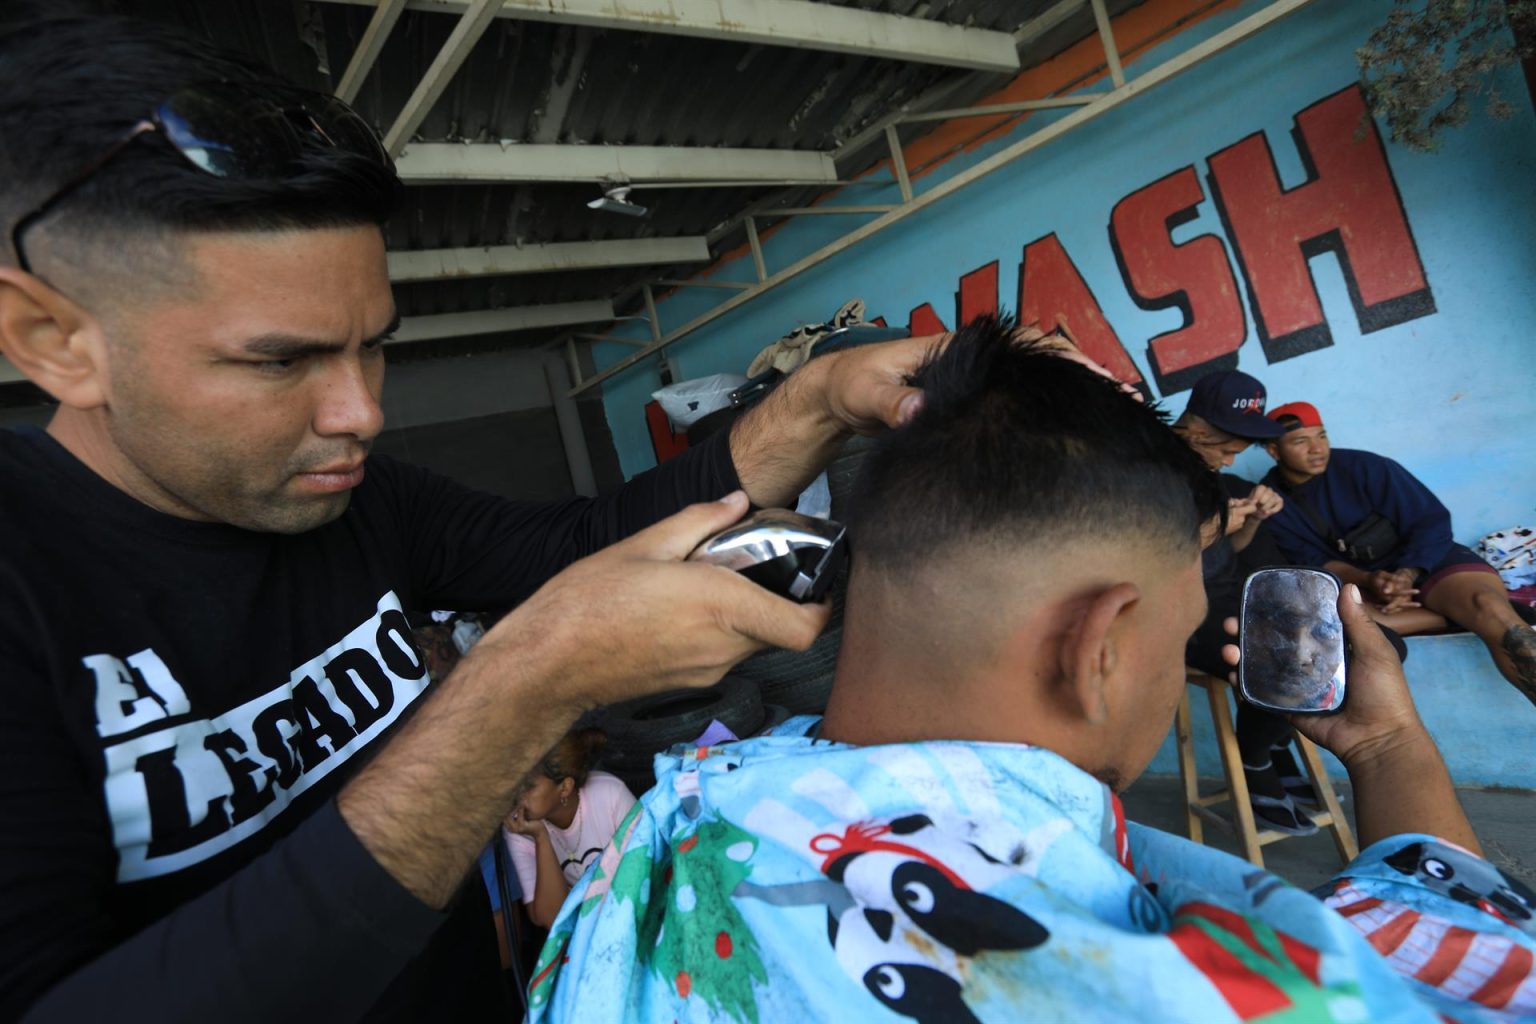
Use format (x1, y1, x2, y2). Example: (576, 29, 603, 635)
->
(1016, 0, 1086, 50)
(382, 0, 502, 156)
(335, 0, 410, 102)
(310, 0, 1020, 72)
(574, 0, 1317, 395)
(391, 300, 616, 342)
(388, 236, 711, 281)
(394, 143, 837, 184)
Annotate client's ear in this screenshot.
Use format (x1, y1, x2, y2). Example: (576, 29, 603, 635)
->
(1058, 583, 1141, 726)
(0, 269, 110, 409)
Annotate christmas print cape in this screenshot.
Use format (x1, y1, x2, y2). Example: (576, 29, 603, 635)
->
(528, 717, 1536, 1023)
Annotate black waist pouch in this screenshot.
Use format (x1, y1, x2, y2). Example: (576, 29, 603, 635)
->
(1340, 513, 1402, 564)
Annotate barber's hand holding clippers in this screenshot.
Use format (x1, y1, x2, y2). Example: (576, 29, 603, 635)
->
(1221, 583, 1478, 851)
(491, 491, 832, 714)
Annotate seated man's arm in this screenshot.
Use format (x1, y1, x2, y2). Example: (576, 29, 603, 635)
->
(1358, 452, 1454, 575)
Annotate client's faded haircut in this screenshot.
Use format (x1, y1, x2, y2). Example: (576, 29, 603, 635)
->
(848, 314, 1224, 579)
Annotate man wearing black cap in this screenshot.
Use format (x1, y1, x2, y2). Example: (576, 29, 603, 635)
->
(1173, 370, 1319, 834)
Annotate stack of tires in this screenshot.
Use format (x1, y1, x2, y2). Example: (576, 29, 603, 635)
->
(594, 675, 764, 797)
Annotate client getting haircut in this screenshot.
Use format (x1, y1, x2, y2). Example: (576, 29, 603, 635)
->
(848, 315, 1225, 580)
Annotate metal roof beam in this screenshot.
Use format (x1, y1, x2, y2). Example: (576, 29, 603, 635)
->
(382, 0, 501, 156)
(574, 0, 1317, 395)
(391, 300, 615, 342)
(394, 143, 837, 184)
(335, 0, 409, 102)
(312, 0, 1020, 73)
(1016, 0, 1086, 50)
(388, 237, 711, 281)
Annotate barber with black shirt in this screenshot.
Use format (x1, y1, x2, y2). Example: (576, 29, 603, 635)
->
(0, 14, 957, 1021)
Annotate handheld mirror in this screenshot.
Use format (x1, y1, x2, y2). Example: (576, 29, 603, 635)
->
(1238, 568, 1347, 714)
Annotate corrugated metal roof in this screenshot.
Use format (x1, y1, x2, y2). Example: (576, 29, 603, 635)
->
(85, 0, 1134, 355)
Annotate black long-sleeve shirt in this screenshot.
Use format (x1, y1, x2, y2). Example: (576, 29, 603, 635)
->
(0, 426, 739, 1022)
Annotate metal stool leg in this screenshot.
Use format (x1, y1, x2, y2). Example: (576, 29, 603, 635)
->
(1294, 734, 1359, 863)
(1175, 687, 1203, 844)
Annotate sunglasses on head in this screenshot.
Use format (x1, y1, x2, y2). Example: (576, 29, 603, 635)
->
(10, 82, 390, 275)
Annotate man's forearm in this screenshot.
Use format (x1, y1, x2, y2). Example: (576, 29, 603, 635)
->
(1344, 729, 1480, 853)
(728, 358, 848, 508)
(23, 804, 443, 1023)
(339, 615, 580, 909)
(528, 834, 571, 927)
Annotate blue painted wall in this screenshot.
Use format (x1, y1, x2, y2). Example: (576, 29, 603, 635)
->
(594, 0, 1536, 544)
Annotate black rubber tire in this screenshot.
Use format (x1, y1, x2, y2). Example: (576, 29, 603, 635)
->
(597, 675, 763, 795)
(599, 673, 763, 752)
(826, 434, 880, 522)
(730, 568, 847, 716)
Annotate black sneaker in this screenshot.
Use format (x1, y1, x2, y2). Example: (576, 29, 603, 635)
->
(1270, 743, 1320, 810)
(1249, 791, 1319, 836)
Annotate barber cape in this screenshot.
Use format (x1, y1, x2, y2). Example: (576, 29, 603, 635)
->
(528, 717, 1536, 1023)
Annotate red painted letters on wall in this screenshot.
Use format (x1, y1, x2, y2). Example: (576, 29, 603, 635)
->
(1207, 85, 1434, 362)
(1110, 166, 1248, 394)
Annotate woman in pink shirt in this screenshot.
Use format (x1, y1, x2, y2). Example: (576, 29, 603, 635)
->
(503, 729, 637, 927)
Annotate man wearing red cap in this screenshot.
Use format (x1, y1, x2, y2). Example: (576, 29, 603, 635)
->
(1260, 402, 1536, 705)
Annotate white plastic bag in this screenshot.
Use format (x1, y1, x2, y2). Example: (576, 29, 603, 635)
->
(652, 373, 748, 430)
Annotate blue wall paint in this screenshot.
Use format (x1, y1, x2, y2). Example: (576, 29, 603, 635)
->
(596, 0, 1536, 544)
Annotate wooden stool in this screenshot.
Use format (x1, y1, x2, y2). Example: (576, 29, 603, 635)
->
(1175, 670, 1358, 868)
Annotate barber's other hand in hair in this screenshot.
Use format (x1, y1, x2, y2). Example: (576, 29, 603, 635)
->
(733, 325, 1141, 507)
(1222, 584, 1479, 851)
(476, 491, 831, 714)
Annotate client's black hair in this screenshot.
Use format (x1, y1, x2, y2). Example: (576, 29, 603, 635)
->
(0, 11, 401, 266)
(849, 315, 1225, 575)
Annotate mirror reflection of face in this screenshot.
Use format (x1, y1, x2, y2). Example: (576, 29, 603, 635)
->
(1243, 570, 1344, 712)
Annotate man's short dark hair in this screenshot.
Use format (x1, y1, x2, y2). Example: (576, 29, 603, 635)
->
(849, 315, 1225, 576)
(0, 11, 400, 269)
